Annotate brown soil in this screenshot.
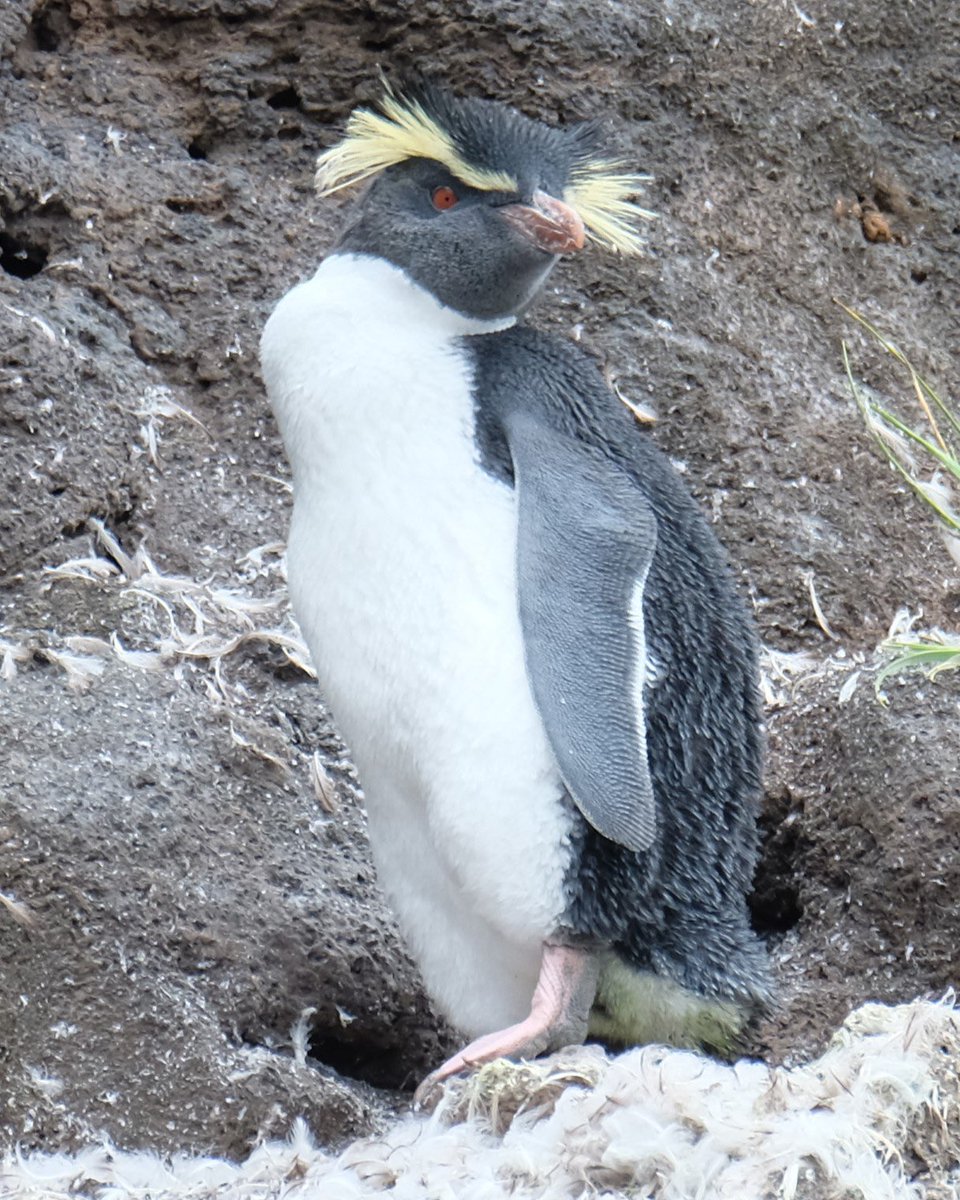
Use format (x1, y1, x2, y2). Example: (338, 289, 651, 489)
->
(1, 0, 958, 1158)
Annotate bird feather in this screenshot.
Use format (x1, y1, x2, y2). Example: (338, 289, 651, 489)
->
(315, 85, 517, 196)
(315, 84, 655, 255)
(566, 164, 656, 255)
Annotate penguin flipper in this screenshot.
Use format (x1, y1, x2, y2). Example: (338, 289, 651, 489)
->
(505, 410, 659, 853)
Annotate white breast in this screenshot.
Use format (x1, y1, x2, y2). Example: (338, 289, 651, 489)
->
(261, 254, 574, 1035)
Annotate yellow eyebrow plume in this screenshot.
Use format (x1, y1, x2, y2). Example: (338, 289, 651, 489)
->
(565, 163, 656, 256)
(315, 86, 656, 255)
(315, 88, 518, 197)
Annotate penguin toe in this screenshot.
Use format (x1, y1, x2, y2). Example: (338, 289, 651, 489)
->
(412, 941, 601, 1108)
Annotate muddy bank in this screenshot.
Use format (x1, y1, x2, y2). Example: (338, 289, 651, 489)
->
(1, 0, 958, 1156)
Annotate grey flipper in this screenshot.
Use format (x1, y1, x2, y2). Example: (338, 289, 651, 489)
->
(505, 410, 659, 853)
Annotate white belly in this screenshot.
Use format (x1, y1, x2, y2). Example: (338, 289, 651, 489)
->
(261, 254, 574, 1033)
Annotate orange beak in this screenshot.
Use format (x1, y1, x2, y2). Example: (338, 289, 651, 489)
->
(499, 189, 586, 256)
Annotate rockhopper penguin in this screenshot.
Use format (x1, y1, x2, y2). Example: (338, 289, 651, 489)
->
(260, 84, 769, 1100)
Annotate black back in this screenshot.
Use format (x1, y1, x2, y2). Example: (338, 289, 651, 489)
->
(468, 327, 768, 1008)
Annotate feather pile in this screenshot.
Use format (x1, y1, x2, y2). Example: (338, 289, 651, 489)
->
(2, 998, 958, 1199)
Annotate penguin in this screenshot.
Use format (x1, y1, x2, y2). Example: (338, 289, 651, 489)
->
(260, 83, 769, 1100)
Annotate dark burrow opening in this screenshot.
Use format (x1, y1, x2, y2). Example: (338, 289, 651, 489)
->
(28, 0, 78, 53)
(0, 231, 48, 279)
(309, 1030, 417, 1091)
(267, 86, 302, 111)
(749, 789, 805, 937)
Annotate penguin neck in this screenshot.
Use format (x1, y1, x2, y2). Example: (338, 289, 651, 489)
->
(321, 252, 518, 338)
(261, 250, 516, 491)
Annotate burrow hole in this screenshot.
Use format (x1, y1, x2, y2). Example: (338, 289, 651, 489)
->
(0, 231, 48, 279)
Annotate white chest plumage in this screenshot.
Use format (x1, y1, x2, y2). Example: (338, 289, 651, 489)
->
(261, 254, 574, 1034)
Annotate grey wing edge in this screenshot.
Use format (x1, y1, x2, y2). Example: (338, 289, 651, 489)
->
(505, 409, 659, 854)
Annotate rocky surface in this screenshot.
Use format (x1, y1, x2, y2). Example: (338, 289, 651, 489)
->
(1, 0, 958, 1158)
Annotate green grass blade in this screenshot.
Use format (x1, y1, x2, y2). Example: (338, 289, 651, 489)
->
(876, 636, 960, 689)
(869, 404, 960, 484)
(842, 346, 960, 532)
(839, 306, 960, 538)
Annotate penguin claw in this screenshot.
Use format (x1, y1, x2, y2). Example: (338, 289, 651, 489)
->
(412, 1027, 547, 1111)
(411, 1069, 451, 1112)
(412, 942, 600, 1112)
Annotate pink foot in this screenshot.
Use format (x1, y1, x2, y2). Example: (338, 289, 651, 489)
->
(413, 942, 599, 1109)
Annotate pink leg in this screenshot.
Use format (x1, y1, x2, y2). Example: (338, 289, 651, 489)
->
(414, 942, 599, 1108)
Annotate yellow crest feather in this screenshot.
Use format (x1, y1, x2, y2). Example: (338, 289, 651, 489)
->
(315, 89, 517, 197)
(565, 164, 656, 256)
(315, 86, 655, 256)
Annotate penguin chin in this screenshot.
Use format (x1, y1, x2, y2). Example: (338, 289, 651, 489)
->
(511, 264, 557, 319)
(434, 254, 558, 326)
(506, 256, 560, 319)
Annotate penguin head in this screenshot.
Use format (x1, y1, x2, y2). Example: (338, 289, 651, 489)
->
(316, 84, 654, 322)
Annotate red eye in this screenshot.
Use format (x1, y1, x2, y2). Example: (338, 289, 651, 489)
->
(431, 185, 459, 211)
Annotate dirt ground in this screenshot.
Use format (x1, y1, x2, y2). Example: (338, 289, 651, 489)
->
(1, 0, 959, 1160)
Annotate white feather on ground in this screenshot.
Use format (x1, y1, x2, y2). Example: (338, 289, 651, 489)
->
(2, 998, 958, 1199)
